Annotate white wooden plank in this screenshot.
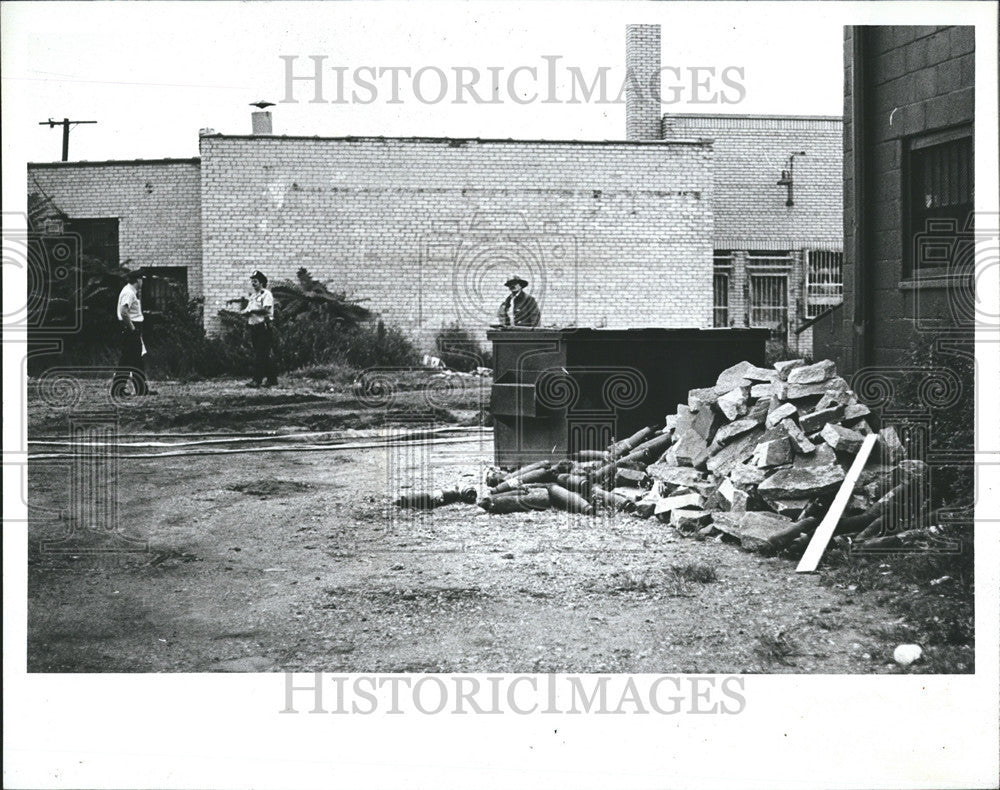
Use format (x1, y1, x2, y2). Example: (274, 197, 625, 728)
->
(796, 432, 878, 573)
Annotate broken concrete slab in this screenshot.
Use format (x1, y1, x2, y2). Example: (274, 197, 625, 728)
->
(799, 405, 845, 434)
(692, 404, 724, 443)
(758, 463, 846, 499)
(715, 361, 755, 391)
(634, 491, 660, 518)
(729, 462, 767, 488)
(843, 403, 871, 423)
(738, 511, 798, 553)
(786, 359, 836, 384)
(729, 488, 749, 513)
(674, 405, 695, 436)
(743, 364, 778, 382)
(716, 386, 750, 421)
(610, 486, 647, 502)
(792, 443, 838, 469)
(821, 423, 865, 455)
(717, 477, 737, 506)
(768, 498, 813, 519)
(673, 430, 709, 469)
(646, 464, 705, 490)
(711, 512, 743, 538)
(746, 398, 771, 423)
(654, 492, 703, 517)
(765, 402, 798, 428)
(780, 418, 816, 454)
(688, 387, 720, 413)
(776, 380, 838, 401)
(774, 359, 806, 380)
(706, 426, 765, 476)
(711, 418, 760, 449)
(615, 467, 650, 488)
(815, 392, 848, 411)
(753, 437, 793, 468)
(716, 478, 750, 513)
(672, 509, 713, 532)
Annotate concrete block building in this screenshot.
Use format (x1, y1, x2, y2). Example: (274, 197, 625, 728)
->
(813, 25, 975, 371)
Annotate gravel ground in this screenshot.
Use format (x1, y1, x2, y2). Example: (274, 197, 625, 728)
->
(28, 389, 919, 673)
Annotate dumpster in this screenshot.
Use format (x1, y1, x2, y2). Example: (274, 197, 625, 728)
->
(488, 327, 769, 467)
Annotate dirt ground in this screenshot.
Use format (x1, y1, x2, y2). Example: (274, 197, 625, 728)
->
(26, 377, 970, 673)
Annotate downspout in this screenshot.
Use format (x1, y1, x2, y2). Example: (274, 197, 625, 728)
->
(850, 26, 872, 371)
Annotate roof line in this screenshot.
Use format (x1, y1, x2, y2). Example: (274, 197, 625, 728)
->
(28, 157, 201, 168)
(662, 113, 843, 122)
(198, 134, 712, 147)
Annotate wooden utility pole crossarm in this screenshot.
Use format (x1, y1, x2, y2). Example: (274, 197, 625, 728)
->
(38, 118, 97, 161)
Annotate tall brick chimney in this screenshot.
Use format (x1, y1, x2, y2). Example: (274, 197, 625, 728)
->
(625, 24, 661, 141)
(251, 111, 273, 135)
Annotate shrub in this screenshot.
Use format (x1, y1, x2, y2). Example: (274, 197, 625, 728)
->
(434, 323, 491, 371)
(218, 270, 420, 375)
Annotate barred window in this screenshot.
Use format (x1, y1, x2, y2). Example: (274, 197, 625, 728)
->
(805, 250, 843, 318)
(907, 128, 974, 274)
(712, 252, 732, 327)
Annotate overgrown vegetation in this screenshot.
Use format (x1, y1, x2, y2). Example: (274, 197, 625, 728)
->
(26, 195, 419, 381)
(218, 269, 419, 375)
(820, 524, 974, 671)
(815, 329, 975, 671)
(434, 323, 491, 371)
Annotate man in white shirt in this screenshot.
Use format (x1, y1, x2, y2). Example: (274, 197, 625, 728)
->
(112, 270, 154, 396)
(241, 269, 278, 387)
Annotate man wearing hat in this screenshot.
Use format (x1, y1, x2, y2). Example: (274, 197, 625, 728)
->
(242, 270, 278, 387)
(497, 276, 541, 328)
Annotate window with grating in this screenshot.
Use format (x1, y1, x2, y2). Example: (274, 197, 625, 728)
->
(906, 128, 974, 275)
(805, 250, 843, 318)
(712, 252, 732, 327)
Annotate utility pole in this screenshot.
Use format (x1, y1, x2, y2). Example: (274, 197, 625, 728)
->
(38, 118, 97, 161)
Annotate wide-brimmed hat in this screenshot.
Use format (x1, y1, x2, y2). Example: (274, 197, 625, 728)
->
(250, 269, 268, 286)
(504, 276, 528, 288)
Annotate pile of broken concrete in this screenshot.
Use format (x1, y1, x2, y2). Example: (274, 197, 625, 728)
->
(474, 358, 927, 557)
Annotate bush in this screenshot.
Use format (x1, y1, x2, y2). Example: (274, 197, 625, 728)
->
(26, 224, 421, 380)
(217, 269, 421, 375)
(434, 323, 491, 371)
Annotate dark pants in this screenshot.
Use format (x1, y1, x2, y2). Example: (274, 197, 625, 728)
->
(250, 323, 278, 385)
(113, 324, 148, 395)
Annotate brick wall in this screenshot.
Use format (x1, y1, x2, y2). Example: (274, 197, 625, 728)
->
(199, 135, 714, 349)
(27, 160, 203, 297)
(662, 114, 843, 251)
(626, 25, 662, 141)
(665, 115, 843, 358)
(822, 26, 975, 370)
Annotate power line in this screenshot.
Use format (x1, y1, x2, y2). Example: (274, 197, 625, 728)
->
(37, 117, 97, 161)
